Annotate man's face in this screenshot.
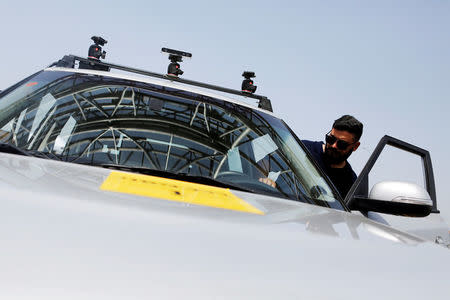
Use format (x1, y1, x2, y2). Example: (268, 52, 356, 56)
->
(324, 128, 360, 165)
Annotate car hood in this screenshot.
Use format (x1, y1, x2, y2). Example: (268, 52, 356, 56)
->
(1, 153, 449, 299)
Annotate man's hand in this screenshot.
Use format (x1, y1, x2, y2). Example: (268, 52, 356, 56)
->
(259, 177, 276, 188)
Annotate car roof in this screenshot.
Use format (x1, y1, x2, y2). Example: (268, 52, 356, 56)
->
(45, 66, 277, 117)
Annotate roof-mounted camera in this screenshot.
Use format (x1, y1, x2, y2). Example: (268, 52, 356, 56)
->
(89, 36, 107, 60)
(79, 36, 110, 71)
(162, 47, 192, 77)
(241, 71, 257, 94)
(92, 36, 107, 46)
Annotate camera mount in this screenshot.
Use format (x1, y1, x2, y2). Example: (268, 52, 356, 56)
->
(162, 48, 192, 77)
(89, 36, 107, 60)
(79, 36, 110, 71)
(241, 71, 257, 94)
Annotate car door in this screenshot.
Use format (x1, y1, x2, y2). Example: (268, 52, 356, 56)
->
(345, 135, 450, 246)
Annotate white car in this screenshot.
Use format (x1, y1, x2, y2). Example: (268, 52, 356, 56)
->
(0, 46, 449, 299)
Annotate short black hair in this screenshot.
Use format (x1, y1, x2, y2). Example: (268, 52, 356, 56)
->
(332, 115, 363, 141)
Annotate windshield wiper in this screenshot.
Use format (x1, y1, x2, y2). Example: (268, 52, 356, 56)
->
(82, 163, 256, 194)
(0, 142, 65, 161)
(0, 142, 32, 156)
(0, 142, 63, 160)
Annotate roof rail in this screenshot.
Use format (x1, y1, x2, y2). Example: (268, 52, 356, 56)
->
(51, 55, 273, 112)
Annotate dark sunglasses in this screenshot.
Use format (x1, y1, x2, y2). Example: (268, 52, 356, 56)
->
(325, 132, 356, 150)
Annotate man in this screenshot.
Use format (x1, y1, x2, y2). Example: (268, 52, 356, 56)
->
(302, 115, 363, 199)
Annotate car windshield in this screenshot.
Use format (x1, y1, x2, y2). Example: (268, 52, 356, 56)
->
(0, 69, 344, 210)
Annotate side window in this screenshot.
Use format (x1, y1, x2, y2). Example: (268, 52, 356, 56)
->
(369, 145, 425, 190)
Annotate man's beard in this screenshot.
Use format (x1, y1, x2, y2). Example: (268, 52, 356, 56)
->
(323, 145, 353, 165)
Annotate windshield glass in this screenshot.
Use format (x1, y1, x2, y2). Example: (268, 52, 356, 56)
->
(0, 70, 344, 210)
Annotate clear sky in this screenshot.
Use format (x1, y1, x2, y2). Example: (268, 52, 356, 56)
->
(1, 0, 449, 221)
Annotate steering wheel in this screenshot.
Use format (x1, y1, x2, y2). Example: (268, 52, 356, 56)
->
(215, 171, 247, 178)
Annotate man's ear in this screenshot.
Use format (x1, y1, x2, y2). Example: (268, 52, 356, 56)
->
(352, 141, 360, 152)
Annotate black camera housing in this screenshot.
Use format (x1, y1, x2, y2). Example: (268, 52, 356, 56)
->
(91, 36, 107, 46)
(242, 71, 255, 79)
(162, 48, 192, 59)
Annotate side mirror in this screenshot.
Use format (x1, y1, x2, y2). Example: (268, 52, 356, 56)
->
(349, 181, 433, 217)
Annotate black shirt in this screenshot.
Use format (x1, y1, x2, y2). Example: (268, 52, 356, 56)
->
(301, 140, 357, 198)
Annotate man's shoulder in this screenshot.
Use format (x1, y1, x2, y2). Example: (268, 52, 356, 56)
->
(301, 140, 325, 168)
(301, 140, 324, 153)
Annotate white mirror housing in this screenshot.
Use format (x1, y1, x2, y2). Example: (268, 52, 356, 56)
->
(369, 181, 433, 207)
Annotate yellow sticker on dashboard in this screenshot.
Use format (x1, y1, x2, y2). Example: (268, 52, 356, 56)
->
(100, 171, 264, 215)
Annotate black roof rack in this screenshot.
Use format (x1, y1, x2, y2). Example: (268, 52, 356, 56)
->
(51, 55, 273, 112)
